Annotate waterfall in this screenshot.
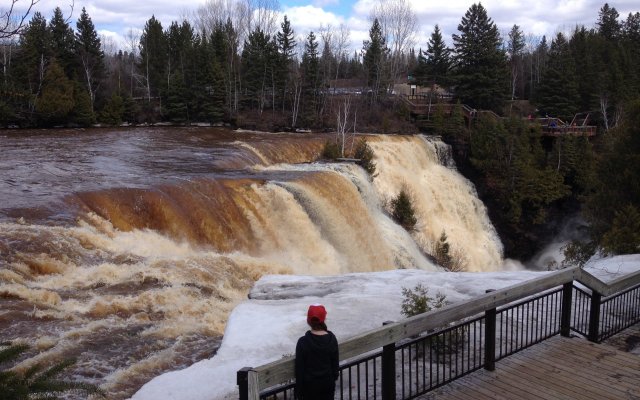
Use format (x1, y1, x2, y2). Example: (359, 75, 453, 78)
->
(0, 130, 504, 399)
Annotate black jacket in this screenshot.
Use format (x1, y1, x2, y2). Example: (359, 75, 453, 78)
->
(295, 331, 339, 400)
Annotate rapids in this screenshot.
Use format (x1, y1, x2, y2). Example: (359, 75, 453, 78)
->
(0, 127, 503, 398)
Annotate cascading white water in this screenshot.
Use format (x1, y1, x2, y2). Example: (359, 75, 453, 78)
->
(368, 135, 504, 271)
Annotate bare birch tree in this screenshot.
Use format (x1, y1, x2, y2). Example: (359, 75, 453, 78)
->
(335, 95, 357, 157)
(371, 0, 416, 88)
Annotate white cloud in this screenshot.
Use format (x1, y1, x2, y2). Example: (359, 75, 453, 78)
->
(313, 0, 340, 7)
(12, 0, 640, 52)
(282, 5, 344, 35)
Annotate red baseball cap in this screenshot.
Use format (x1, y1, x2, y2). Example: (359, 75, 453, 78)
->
(307, 304, 327, 323)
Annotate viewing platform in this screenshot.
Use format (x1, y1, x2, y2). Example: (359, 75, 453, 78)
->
(399, 94, 597, 137)
(237, 266, 640, 400)
(421, 334, 640, 399)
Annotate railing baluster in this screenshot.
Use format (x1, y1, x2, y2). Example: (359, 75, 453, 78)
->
(561, 283, 573, 337)
(381, 332, 395, 400)
(588, 291, 602, 342)
(484, 306, 496, 371)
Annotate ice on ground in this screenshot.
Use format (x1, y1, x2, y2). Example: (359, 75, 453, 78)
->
(132, 255, 640, 400)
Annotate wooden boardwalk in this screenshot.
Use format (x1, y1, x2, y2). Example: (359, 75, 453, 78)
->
(419, 334, 640, 400)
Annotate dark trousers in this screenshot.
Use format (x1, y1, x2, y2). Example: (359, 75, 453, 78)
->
(298, 378, 336, 400)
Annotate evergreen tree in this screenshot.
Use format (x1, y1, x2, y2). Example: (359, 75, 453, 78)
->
(470, 116, 569, 241)
(362, 18, 388, 103)
(622, 12, 640, 42)
(69, 81, 95, 126)
(139, 16, 167, 103)
(585, 100, 640, 255)
(535, 33, 579, 121)
(165, 20, 195, 121)
(241, 28, 277, 113)
(391, 189, 417, 231)
(507, 24, 525, 102)
(424, 25, 450, 87)
(14, 12, 50, 116)
(121, 94, 140, 124)
(191, 34, 224, 123)
(276, 15, 296, 111)
(35, 58, 74, 126)
(569, 27, 600, 113)
(434, 230, 453, 269)
(452, 3, 508, 112)
(597, 3, 621, 41)
(99, 93, 124, 126)
(75, 7, 104, 112)
(300, 31, 320, 124)
(165, 73, 189, 123)
(48, 7, 75, 78)
(211, 20, 237, 115)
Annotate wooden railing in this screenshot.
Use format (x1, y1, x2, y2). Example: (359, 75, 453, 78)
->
(237, 266, 640, 400)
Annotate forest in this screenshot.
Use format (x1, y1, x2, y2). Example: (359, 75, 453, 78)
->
(0, 1, 639, 261)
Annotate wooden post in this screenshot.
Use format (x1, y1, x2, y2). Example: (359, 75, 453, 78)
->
(381, 321, 396, 400)
(237, 367, 259, 400)
(560, 282, 573, 337)
(484, 289, 496, 371)
(588, 291, 602, 342)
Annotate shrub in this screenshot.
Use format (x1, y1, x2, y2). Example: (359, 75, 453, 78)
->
(391, 189, 417, 231)
(353, 139, 376, 176)
(321, 140, 341, 160)
(400, 284, 447, 318)
(432, 230, 468, 271)
(562, 240, 596, 268)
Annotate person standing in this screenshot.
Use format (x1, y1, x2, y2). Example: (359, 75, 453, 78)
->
(295, 304, 339, 400)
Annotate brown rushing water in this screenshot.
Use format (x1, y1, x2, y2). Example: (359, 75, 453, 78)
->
(0, 127, 503, 399)
(0, 127, 328, 398)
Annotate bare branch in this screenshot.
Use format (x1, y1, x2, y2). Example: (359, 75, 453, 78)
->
(1, 0, 39, 39)
(63, 0, 75, 24)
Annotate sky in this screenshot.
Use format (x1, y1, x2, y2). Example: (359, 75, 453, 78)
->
(10, 0, 640, 53)
(130, 254, 640, 399)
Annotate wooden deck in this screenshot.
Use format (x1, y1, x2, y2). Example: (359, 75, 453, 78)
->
(419, 334, 640, 400)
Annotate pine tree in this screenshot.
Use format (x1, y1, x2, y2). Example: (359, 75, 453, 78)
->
(424, 25, 450, 87)
(452, 3, 508, 112)
(139, 16, 167, 103)
(35, 58, 74, 126)
(585, 100, 640, 254)
(434, 230, 453, 269)
(362, 18, 388, 103)
(391, 189, 417, 231)
(70, 81, 95, 126)
(241, 28, 277, 113)
(48, 7, 75, 78)
(14, 12, 50, 119)
(99, 93, 124, 126)
(535, 33, 579, 121)
(165, 20, 194, 122)
(165, 73, 189, 123)
(75, 7, 104, 112)
(276, 15, 296, 112)
(507, 24, 525, 102)
(597, 3, 621, 41)
(300, 31, 320, 124)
